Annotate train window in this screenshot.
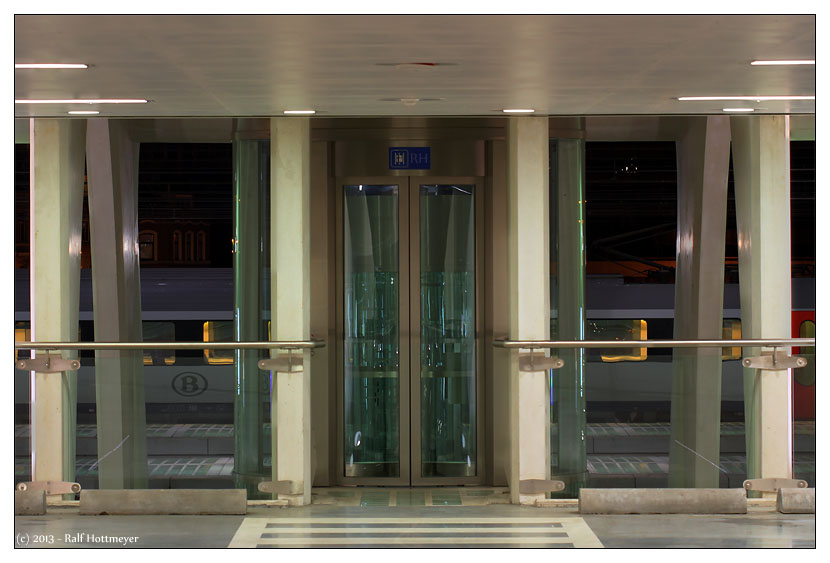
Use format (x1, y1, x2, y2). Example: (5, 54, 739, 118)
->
(586, 319, 647, 362)
(722, 319, 742, 360)
(203, 321, 234, 365)
(796, 320, 816, 386)
(185, 231, 195, 261)
(173, 230, 182, 261)
(196, 230, 206, 262)
(142, 321, 176, 365)
(138, 231, 157, 261)
(14, 322, 30, 361)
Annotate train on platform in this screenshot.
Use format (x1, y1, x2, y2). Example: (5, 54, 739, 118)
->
(13, 268, 816, 425)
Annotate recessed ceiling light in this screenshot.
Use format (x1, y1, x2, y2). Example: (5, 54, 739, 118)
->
(375, 62, 457, 67)
(15, 98, 148, 104)
(502, 108, 536, 114)
(15, 63, 88, 69)
(283, 110, 316, 115)
(68, 110, 100, 115)
(722, 108, 755, 112)
(750, 60, 815, 66)
(678, 96, 815, 101)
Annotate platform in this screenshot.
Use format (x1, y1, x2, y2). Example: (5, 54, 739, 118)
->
(13, 502, 815, 549)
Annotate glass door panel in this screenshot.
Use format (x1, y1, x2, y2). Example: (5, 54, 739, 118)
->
(418, 183, 477, 478)
(343, 184, 401, 478)
(338, 176, 481, 485)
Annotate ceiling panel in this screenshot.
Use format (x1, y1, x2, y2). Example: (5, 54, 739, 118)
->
(14, 15, 816, 118)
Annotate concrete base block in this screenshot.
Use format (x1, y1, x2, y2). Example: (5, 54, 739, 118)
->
(79, 489, 247, 515)
(579, 488, 747, 514)
(777, 488, 815, 514)
(15, 490, 46, 515)
(170, 478, 234, 489)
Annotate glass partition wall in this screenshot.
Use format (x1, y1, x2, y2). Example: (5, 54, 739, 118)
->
(232, 139, 271, 497)
(338, 177, 482, 485)
(549, 139, 588, 497)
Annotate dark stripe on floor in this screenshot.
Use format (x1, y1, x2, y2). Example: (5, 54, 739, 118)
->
(264, 522, 564, 529)
(256, 543, 576, 549)
(260, 532, 570, 539)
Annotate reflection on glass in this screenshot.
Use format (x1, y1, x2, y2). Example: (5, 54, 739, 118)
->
(203, 321, 234, 365)
(797, 320, 815, 386)
(343, 184, 400, 478)
(420, 184, 476, 477)
(586, 319, 647, 362)
(14, 322, 30, 361)
(142, 321, 175, 365)
(721, 319, 742, 361)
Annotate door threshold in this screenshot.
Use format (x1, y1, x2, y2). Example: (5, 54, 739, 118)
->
(312, 487, 509, 507)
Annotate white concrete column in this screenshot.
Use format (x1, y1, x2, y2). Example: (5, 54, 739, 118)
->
(731, 115, 793, 492)
(668, 116, 731, 487)
(506, 117, 551, 504)
(85, 119, 148, 489)
(29, 118, 86, 492)
(270, 117, 312, 505)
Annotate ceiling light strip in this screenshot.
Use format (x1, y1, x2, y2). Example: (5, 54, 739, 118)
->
(15, 99, 148, 104)
(722, 108, 755, 112)
(750, 60, 815, 65)
(502, 108, 535, 113)
(283, 110, 316, 115)
(68, 111, 100, 115)
(678, 96, 815, 101)
(15, 63, 88, 69)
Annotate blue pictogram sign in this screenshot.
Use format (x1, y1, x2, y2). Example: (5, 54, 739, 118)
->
(389, 147, 430, 170)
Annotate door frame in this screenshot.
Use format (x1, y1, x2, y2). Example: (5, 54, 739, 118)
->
(334, 175, 485, 486)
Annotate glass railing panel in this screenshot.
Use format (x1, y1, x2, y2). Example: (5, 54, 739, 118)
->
(343, 184, 400, 478)
(419, 184, 476, 478)
(15, 340, 320, 494)
(142, 321, 175, 365)
(203, 321, 234, 365)
(586, 319, 647, 362)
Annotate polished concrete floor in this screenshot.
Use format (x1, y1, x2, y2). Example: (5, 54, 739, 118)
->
(14, 503, 815, 549)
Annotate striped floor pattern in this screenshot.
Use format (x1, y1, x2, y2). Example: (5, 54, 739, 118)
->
(228, 517, 604, 548)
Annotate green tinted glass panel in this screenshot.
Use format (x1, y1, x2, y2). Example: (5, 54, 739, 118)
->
(343, 184, 400, 478)
(419, 184, 476, 478)
(797, 320, 815, 386)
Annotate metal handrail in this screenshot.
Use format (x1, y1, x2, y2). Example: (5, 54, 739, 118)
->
(14, 340, 325, 351)
(493, 338, 815, 349)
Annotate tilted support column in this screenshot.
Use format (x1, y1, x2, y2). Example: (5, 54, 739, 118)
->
(507, 117, 551, 504)
(669, 116, 731, 487)
(270, 117, 312, 506)
(86, 119, 148, 489)
(731, 115, 793, 494)
(29, 118, 86, 494)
